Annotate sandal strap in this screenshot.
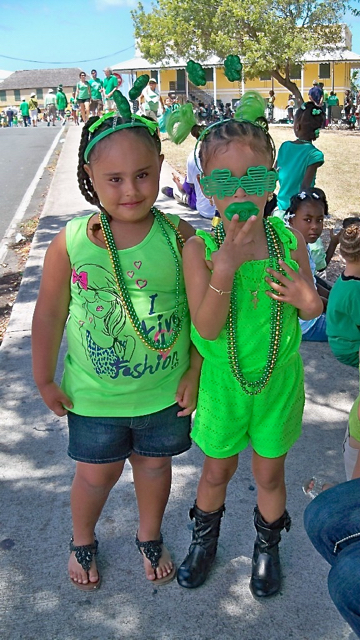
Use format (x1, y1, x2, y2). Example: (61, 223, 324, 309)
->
(135, 532, 163, 570)
(69, 534, 98, 573)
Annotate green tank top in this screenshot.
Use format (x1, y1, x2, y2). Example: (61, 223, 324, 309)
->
(61, 213, 190, 416)
(191, 217, 301, 377)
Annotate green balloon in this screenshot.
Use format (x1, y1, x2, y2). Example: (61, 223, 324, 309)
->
(224, 55, 243, 82)
(224, 201, 259, 221)
(129, 74, 150, 101)
(186, 60, 206, 87)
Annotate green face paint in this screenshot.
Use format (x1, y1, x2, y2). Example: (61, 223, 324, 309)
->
(224, 202, 260, 221)
(200, 166, 278, 199)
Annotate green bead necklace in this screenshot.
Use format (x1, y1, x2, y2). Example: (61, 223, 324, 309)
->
(214, 219, 284, 395)
(99, 207, 187, 354)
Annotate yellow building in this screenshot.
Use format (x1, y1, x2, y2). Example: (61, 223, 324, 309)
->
(113, 26, 360, 113)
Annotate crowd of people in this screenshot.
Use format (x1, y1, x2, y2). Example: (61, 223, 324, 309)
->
(24, 70, 360, 636)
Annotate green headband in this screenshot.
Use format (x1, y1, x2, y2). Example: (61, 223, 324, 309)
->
(84, 112, 158, 162)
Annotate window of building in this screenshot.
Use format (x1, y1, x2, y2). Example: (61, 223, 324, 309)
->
(176, 69, 186, 91)
(205, 68, 213, 82)
(290, 64, 301, 80)
(319, 63, 330, 79)
(0, 90, 6, 102)
(36, 88, 43, 100)
(150, 70, 158, 83)
(259, 72, 272, 81)
(14, 89, 21, 101)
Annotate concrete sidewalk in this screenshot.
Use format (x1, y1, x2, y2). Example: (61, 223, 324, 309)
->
(0, 125, 357, 640)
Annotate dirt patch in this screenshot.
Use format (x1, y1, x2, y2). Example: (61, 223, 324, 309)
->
(0, 216, 39, 344)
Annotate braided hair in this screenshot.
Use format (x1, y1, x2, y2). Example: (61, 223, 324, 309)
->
(294, 102, 325, 141)
(339, 222, 360, 263)
(284, 188, 328, 224)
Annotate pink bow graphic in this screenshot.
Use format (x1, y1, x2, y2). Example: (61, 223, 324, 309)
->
(72, 268, 88, 290)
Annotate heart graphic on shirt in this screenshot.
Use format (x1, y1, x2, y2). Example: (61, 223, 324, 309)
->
(134, 261, 142, 269)
(127, 270, 134, 278)
(136, 279, 147, 289)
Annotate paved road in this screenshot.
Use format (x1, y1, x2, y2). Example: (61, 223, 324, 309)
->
(0, 124, 60, 239)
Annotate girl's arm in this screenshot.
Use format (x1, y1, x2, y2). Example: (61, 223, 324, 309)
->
(266, 229, 323, 320)
(325, 228, 341, 265)
(176, 345, 203, 416)
(183, 214, 258, 340)
(32, 229, 73, 416)
(300, 162, 323, 191)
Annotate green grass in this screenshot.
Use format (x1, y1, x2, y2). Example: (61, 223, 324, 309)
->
(161, 126, 360, 224)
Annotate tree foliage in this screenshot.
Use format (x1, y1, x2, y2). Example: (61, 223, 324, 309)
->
(132, 0, 359, 102)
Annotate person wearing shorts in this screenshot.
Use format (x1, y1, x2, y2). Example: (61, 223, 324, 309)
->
(75, 71, 91, 123)
(89, 69, 103, 116)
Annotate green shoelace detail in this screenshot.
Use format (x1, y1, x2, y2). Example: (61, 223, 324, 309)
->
(99, 207, 187, 353)
(214, 219, 285, 395)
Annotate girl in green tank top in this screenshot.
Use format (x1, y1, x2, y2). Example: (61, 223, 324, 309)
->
(170, 91, 323, 598)
(32, 97, 202, 590)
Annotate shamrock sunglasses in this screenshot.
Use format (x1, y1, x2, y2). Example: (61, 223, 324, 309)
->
(200, 166, 278, 200)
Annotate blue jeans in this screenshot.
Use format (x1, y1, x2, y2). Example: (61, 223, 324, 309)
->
(304, 480, 360, 637)
(302, 313, 328, 341)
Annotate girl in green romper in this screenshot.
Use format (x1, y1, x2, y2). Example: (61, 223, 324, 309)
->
(175, 93, 323, 597)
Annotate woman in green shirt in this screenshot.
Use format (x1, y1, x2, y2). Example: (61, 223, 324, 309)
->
(75, 71, 91, 123)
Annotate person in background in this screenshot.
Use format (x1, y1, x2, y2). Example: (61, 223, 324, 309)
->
(304, 480, 360, 639)
(308, 80, 323, 108)
(75, 72, 91, 123)
(28, 93, 39, 127)
(326, 91, 339, 125)
(19, 98, 30, 127)
(267, 90, 275, 122)
(140, 78, 164, 121)
(102, 67, 118, 111)
(44, 88, 57, 126)
(70, 92, 79, 126)
(89, 69, 103, 116)
(344, 89, 353, 121)
(56, 85, 68, 127)
(6, 105, 14, 127)
(287, 95, 295, 123)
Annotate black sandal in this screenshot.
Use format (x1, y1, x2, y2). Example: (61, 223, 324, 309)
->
(135, 532, 176, 585)
(69, 534, 101, 590)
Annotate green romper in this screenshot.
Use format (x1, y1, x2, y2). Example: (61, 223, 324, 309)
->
(191, 217, 305, 459)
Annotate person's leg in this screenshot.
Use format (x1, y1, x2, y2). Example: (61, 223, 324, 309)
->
(302, 313, 328, 341)
(177, 456, 237, 588)
(250, 452, 290, 597)
(197, 455, 238, 512)
(79, 102, 85, 123)
(304, 479, 360, 635)
(130, 453, 173, 581)
(252, 452, 287, 522)
(84, 101, 90, 122)
(69, 459, 125, 585)
(328, 543, 360, 637)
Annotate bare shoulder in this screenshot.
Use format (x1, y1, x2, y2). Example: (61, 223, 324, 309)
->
(183, 233, 206, 259)
(178, 218, 196, 241)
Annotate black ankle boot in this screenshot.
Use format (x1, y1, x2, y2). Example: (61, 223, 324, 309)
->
(177, 502, 225, 589)
(250, 505, 291, 598)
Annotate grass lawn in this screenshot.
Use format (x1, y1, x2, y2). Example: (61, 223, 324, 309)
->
(161, 126, 360, 224)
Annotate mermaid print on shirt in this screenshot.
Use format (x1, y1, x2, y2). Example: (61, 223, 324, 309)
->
(71, 262, 182, 380)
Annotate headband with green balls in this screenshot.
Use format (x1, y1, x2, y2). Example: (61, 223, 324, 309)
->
(84, 75, 158, 162)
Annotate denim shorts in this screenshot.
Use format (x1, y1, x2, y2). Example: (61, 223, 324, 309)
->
(67, 403, 191, 464)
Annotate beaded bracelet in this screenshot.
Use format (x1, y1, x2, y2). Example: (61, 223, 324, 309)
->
(209, 283, 232, 295)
